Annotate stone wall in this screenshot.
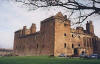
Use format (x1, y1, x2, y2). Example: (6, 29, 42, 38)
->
(14, 12, 100, 56)
(14, 17, 55, 56)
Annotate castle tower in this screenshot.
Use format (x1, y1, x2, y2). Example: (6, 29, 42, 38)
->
(86, 21, 94, 35)
(40, 12, 71, 56)
(54, 12, 71, 56)
(30, 23, 36, 34)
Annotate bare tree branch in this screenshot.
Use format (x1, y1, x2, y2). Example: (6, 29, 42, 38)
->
(14, 0, 100, 24)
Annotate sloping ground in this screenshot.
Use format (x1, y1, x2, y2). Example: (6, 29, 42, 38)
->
(0, 56, 100, 64)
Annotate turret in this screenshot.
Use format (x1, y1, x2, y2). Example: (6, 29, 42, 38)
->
(86, 21, 94, 35)
(22, 26, 27, 36)
(30, 23, 36, 34)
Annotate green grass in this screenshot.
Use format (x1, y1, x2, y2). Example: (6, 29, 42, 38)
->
(0, 56, 100, 64)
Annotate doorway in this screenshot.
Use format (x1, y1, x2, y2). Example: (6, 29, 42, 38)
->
(74, 48, 78, 56)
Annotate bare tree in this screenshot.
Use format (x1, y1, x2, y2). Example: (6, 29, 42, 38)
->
(14, 0, 100, 24)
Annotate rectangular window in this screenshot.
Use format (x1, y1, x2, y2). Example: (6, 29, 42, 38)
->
(37, 44, 38, 48)
(64, 33, 66, 36)
(64, 24, 67, 26)
(78, 44, 80, 47)
(72, 34, 74, 37)
(64, 43, 66, 48)
(72, 44, 74, 48)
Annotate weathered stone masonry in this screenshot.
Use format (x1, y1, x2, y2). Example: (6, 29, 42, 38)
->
(14, 12, 100, 56)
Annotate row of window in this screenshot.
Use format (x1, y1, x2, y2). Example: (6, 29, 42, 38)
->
(16, 43, 81, 50)
(64, 43, 80, 48)
(64, 33, 81, 38)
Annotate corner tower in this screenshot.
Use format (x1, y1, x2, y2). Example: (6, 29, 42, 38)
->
(86, 21, 94, 35)
(54, 12, 71, 56)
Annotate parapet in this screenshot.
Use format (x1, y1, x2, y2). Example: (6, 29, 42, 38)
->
(15, 23, 37, 37)
(15, 30, 22, 37)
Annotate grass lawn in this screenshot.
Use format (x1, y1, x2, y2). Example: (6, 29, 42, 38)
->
(0, 56, 100, 64)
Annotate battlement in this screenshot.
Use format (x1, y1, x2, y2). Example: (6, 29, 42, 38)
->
(41, 16, 55, 24)
(19, 31, 40, 38)
(15, 23, 36, 37)
(15, 30, 22, 33)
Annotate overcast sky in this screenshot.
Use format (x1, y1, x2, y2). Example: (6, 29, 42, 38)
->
(0, 0, 100, 49)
